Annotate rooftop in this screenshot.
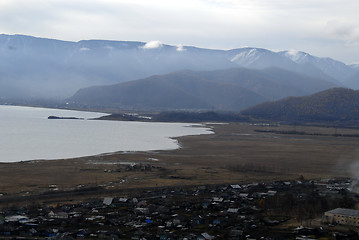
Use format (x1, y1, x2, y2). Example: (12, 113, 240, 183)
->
(326, 208, 359, 217)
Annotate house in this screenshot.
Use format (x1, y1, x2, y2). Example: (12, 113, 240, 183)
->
(212, 197, 224, 203)
(230, 184, 241, 189)
(227, 208, 239, 213)
(267, 190, 277, 196)
(103, 197, 114, 206)
(4, 215, 28, 222)
(48, 211, 69, 219)
(201, 232, 214, 240)
(324, 208, 359, 226)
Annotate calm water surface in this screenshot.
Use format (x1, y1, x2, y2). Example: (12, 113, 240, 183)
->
(0, 105, 212, 162)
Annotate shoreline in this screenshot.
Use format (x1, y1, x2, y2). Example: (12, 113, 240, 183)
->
(0, 123, 358, 202)
(0, 124, 214, 164)
(0, 105, 213, 163)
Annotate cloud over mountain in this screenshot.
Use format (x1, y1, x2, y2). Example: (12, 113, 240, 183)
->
(141, 41, 163, 49)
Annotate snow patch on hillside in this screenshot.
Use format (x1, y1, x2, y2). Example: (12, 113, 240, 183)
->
(230, 48, 261, 66)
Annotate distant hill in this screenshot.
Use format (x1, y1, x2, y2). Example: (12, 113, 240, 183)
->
(241, 88, 359, 122)
(68, 68, 337, 111)
(0, 34, 357, 101)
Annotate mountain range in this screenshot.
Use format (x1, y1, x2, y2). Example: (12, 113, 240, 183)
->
(1, 34, 358, 111)
(1, 34, 358, 99)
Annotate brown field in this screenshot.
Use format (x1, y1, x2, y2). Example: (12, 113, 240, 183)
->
(1, 122, 359, 202)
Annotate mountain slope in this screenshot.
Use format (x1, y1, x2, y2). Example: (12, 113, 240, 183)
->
(69, 68, 338, 111)
(344, 70, 359, 89)
(0, 34, 234, 99)
(0, 34, 357, 101)
(71, 76, 214, 110)
(279, 50, 353, 82)
(241, 88, 359, 122)
(70, 71, 266, 110)
(195, 67, 337, 100)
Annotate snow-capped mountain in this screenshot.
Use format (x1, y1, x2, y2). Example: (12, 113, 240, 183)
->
(0, 34, 357, 101)
(279, 50, 354, 81)
(229, 48, 295, 68)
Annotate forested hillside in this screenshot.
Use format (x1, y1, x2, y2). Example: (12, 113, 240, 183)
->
(241, 88, 359, 122)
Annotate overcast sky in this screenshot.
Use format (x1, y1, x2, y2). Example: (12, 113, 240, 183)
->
(0, 0, 358, 64)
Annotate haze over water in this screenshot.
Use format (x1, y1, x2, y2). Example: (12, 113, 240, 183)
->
(0, 105, 212, 163)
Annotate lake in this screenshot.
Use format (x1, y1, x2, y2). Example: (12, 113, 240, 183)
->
(0, 105, 212, 162)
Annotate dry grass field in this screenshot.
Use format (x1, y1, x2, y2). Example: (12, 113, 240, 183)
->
(1, 122, 359, 200)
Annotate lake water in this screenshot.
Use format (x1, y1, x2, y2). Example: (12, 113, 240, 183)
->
(0, 105, 212, 162)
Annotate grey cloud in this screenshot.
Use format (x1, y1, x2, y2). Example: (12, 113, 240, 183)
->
(0, 0, 358, 63)
(326, 20, 356, 38)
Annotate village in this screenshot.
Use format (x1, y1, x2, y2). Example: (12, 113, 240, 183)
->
(0, 177, 359, 239)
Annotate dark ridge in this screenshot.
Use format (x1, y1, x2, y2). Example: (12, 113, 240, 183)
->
(241, 88, 359, 123)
